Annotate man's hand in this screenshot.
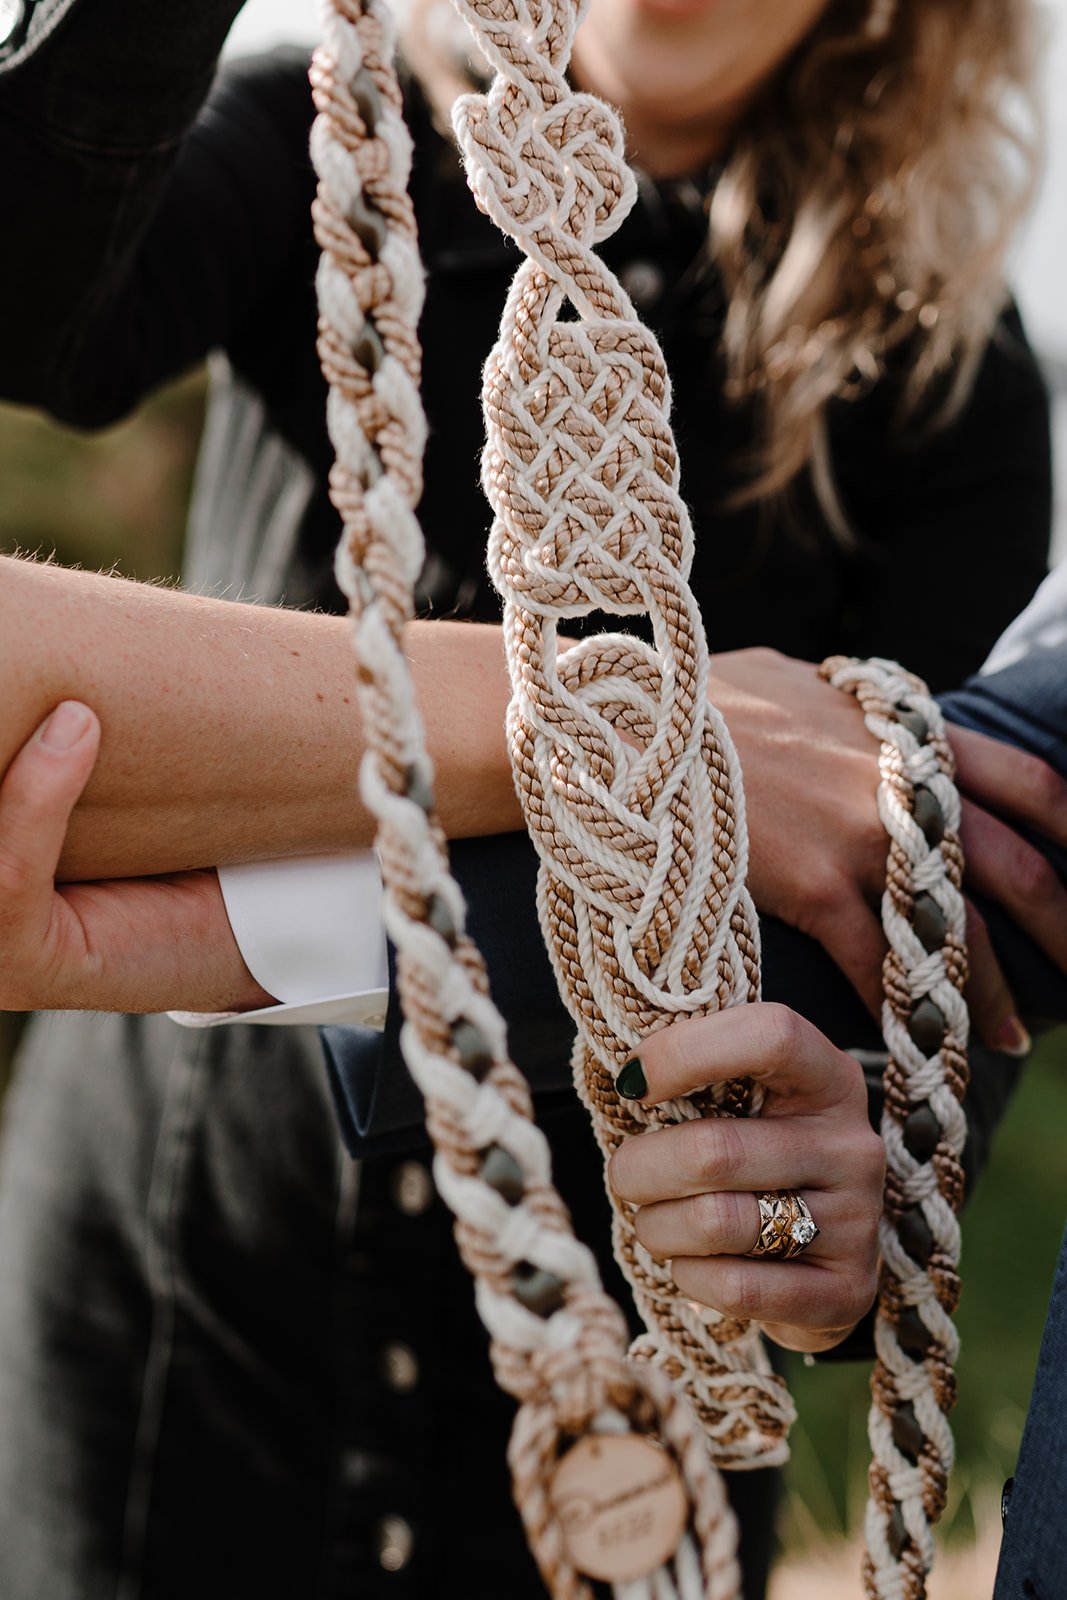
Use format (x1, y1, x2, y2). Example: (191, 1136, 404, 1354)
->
(710, 649, 1067, 1054)
(0, 702, 274, 1015)
(608, 1004, 885, 1354)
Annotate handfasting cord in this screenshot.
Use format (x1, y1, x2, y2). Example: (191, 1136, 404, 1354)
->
(820, 657, 970, 1600)
(448, 0, 793, 1463)
(309, 0, 749, 1594)
(309, 0, 969, 1591)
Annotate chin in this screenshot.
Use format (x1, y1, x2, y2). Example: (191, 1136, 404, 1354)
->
(632, 0, 726, 18)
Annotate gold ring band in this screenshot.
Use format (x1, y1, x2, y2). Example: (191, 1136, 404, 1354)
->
(750, 1191, 819, 1260)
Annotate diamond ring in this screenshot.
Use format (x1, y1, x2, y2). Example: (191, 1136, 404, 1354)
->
(749, 1191, 820, 1260)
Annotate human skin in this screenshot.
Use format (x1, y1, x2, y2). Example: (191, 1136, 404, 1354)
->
(571, 0, 830, 175)
(4, 0, 1059, 1020)
(606, 1003, 885, 1353)
(2, 554, 1066, 1032)
(0, 555, 520, 876)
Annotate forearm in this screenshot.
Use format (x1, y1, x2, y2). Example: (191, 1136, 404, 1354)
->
(0, 557, 520, 880)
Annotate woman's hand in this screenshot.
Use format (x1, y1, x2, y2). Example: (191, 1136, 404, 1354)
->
(0, 702, 273, 1015)
(709, 648, 1067, 1052)
(608, 1003, 885, 1354)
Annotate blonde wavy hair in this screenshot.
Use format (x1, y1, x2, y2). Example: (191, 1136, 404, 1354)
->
(401, 0, 1042, 529)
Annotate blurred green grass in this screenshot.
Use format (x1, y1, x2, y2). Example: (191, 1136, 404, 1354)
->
(1, 380, 1065, 1563)
(0, 374, 202, 578)
(781, 1025, 1067, 1554)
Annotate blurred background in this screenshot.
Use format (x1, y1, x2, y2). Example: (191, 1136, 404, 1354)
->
(1, 2, 1065, 1595)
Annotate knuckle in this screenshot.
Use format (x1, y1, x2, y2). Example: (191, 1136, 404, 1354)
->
(841, 1270, 879, 1327)
(832, 1048, 870, 1112)
(754, 1002, 807, 1074)
(836, 1127, 886, 1209)
(1014, 847, 1059, 906)
(1022, 753, 1063, 816)
(717, 1188, 752, 1250)
(697, 1113, 747, 1185)
(694, 1188, 744, 1252)
(803, 868, 851, 925)
(668, 1017, 708, 1094)
(716, 1258, 764, 1321)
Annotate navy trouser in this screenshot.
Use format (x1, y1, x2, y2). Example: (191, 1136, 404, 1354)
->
(993, 1221, 1067, 1600)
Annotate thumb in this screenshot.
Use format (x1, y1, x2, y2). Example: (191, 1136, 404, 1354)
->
(0, 704, 101, 899)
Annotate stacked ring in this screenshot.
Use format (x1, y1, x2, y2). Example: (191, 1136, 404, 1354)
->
(749, 1191, 820, 1260)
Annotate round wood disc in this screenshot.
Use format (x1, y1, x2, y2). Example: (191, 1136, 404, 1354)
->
(549, 1432, 689, 1583)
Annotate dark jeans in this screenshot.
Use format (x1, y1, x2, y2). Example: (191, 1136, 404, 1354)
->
(993, 1223, 1067, 1600)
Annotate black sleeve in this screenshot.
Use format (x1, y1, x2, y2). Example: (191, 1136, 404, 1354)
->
(834, 303, 1053, 690)
(0, 2, 316, 429)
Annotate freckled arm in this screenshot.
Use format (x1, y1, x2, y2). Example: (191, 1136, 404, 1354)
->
(0, 556, 521, 880)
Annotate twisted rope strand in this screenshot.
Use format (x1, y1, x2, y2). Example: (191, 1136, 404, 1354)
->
(311, 0, 745, 1592)
(311, 0, 970, 1589)
(448, 0, 794, 1463)
(820, 657, 970, 1600)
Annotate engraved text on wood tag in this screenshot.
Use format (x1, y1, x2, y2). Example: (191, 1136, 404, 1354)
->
(549, 1432, 689, 1583)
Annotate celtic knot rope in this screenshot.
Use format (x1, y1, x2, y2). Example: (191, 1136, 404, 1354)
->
(820, 657, 969, 1600)
(450, 0, 793, 1460)
(311, 0, 970, 1591)
(311, 0, 748, 1594)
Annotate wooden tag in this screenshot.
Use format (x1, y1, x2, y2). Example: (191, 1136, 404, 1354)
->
(549, 1432, 689, 1583)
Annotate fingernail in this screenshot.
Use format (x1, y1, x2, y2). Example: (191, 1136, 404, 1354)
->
(615, 1058, 647, 1100)
(39, 702, 91, 751)
(993, 1015, 1032, 1058)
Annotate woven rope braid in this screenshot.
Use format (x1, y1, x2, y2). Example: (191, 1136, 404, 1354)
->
(310, 0, 969, 1589)
(447, 0, 794, 1465)
(820, 657, 970, 1600)
(310, 1, 746, 1594)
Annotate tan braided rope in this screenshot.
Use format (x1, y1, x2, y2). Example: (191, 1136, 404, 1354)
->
(820, 657, 970, 1600)
(309, 0, 745, 1594)
(309, 0, 971, 1591)
(447, 0, 794, 1462)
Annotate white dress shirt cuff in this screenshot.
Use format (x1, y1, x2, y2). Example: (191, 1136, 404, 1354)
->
(169, 851, 389, 1031)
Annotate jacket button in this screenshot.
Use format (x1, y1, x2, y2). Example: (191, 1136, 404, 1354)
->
(0, 0, 25, 47)
(390, 1161, 434, 1216)
(376, 1514, 415, 1572)
(380, 1341, 420, 1393)
(619, 260, 665, 311)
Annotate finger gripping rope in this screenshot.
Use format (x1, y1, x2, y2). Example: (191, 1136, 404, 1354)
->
(820, 657, 969, 1600)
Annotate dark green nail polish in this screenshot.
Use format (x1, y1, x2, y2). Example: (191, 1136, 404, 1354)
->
(615, 1058, 647, 1100)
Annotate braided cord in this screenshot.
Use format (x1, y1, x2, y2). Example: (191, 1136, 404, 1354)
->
(820, 657, 970, 1600)
(310, 1, 745, 1593)
(310, 0, 969, 1589)
(447, 0, 794, 1464)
